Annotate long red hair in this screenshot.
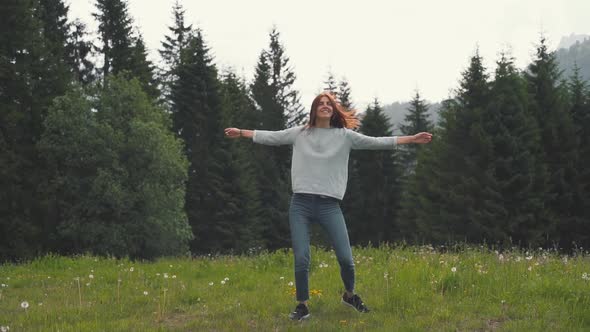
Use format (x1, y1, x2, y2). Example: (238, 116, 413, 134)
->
(307, 92, 359, 129)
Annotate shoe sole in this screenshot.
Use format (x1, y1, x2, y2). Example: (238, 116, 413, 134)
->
(341, 299, 369, 313)
(290, 313, 310, 321)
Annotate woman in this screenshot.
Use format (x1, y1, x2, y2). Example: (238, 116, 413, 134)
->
(224, 92, 432, 321)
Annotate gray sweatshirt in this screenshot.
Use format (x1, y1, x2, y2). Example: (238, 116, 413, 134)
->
(253, 126, 398, 200)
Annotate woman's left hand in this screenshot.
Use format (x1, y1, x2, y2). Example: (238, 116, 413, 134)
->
(413, 132, 433, 144)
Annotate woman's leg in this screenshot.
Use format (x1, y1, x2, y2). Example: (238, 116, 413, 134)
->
(317, 197, 355, 294)
(288, 194, 314, 303)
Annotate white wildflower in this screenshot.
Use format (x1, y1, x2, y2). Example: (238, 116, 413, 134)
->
(20, 301, 29, 309)
(288, 281, 294, 286)
(143, 291, 149, 296)
(88, 274, 94, 279)
(451, 267, 457, 273)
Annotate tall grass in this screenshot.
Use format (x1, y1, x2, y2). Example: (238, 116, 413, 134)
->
(1, 245, 589, 331)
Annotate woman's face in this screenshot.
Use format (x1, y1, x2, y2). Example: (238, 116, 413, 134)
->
(316, 96, 333, 120)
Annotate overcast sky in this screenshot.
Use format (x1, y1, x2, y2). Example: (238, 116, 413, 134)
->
(68, 0, 590, 109)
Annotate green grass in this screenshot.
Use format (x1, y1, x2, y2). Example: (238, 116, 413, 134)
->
(1, 245, 589, 331)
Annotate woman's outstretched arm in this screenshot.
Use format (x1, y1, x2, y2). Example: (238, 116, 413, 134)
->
(224, 126, 303, 145)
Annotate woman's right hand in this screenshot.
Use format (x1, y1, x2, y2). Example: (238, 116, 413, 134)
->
(224, 127, 241, 138)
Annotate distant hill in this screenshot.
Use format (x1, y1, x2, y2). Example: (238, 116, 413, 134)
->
(557, 33, 590, 50)
(556, 36, 590, 82)
(382, 101, 441, 135)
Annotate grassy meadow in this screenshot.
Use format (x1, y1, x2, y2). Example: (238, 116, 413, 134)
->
(1, 245, 589, 331)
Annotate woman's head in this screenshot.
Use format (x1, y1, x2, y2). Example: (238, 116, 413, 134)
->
(308, 92, 359, 129)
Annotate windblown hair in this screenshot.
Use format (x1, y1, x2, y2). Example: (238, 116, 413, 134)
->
(307, 92, 359, 129)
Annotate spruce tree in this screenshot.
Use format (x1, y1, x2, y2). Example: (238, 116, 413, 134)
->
(159, 0, 192, 103)
(338, 78, 354, 110)
(399, 91, 434, 172)
(344, 99, 401, 245)
(324, 71, 338, 96)
(0, 0, 76, 260)
(250, 28, 304, 248)
(564, 65, 590, 246)
(525, 38, 578, 248)
(401, 51, 491, 244)
(169, 30, 230, 253)
(66, 19, 96, 84)
(93, 0, 158, 97)
(478, 53, 548, 245)
(218, 71, 265, 251)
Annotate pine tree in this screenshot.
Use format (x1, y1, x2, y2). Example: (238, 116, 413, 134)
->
(66, 19, 96, 84)
(0, 0, 76, 260)
(399, 91, 434, 172)
(525, 37, 578, 248)
(93, 0, 158, 97)
(478, 53, 548, 245)
(324, 71, 338, 96)
(159, 0, 192, 103)
(218, 71, 265, 251)
(266, 28, 306, 128)
(338, 78, 355, 111)
(169, 30, 231, 253)
(564, 65, 590, 246)
(401, 51, 492, 244)
(250, 28, 304, 248)
(344, 99, 401, 245)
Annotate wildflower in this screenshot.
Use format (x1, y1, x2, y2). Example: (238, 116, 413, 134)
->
(169, 265, 173, 268)
(527, 266, 532, 271)
(208, 282, 214, 286)
(130, 267, 134, 272)
(88, 274, 94, 279)
(501, 300, 506, 304)
(86, 283, 90, 287)
(279, 276, 285, 280)
(164, 273, 169, 279)
(1, 325, 9, 332)
(1, 284, 5, 288)
(143, 291, 149, 296)
(224, 277, 229, 281)
(221, 280, 226, 285)
(156, 273, 160, 276)
(384, 272, 389, 279)
(21, 301, 29, 309)
(288, 281, 294, 286)
(515, 256, 522, 262)
(525, 255, 533, 261)
(172, 275, 177, 279)
(582, 273, 590, 281)
(451, 267, 457, 273)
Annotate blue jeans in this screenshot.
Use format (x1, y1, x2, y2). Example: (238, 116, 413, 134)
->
(289, 193, 355, 302)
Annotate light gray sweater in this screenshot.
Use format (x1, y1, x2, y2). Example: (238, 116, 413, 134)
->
(253, 126, 398, 200)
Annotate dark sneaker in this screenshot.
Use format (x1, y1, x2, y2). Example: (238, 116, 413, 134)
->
(289, 303, 310, 321)
(341, 293, 370, 313)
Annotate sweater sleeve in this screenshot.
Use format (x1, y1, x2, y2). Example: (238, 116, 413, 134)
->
(347, 130, 397, 150)
(252, 126, 303, 146)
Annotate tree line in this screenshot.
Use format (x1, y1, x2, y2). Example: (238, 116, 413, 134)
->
(1, 0, 588, 261)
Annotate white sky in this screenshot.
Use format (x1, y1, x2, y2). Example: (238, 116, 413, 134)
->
(68, 0, 590, 109)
